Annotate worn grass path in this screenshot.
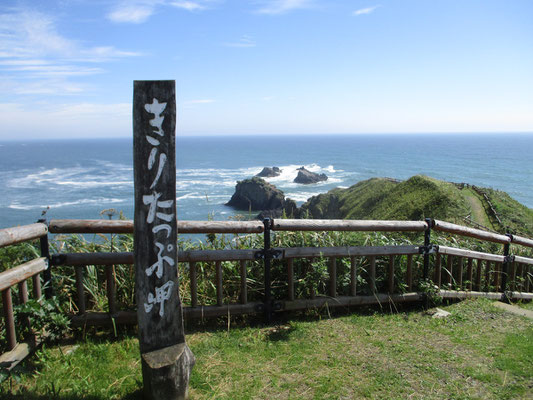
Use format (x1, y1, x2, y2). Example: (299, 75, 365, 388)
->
(1, 298, 532, 399)
(463, 187, 493, 228)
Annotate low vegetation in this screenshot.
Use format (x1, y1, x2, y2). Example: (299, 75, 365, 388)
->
(1, 298, 532, 399)
(298, 175, 533, 236)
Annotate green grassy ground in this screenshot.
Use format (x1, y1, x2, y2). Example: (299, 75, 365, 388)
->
(1, 298, 532, 400)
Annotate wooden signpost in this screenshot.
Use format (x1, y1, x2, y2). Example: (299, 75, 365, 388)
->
(133, 80, 194, 399)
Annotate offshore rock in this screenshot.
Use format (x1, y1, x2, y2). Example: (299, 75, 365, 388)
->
(226, 177, 285, 211)
(294, 167, 328, 184)
(256, 167, 282, 178)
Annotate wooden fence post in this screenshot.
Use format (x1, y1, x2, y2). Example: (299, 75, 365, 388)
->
(133, 80, 194, 400)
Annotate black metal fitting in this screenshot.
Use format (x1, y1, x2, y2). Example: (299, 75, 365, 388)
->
(254, 248, 283, 260)
(422, 218, 433, 280)
(418, 244, 438, 255)
(500, 235, 513, 300)
(37, 218, 53, 299)
(263, 218, 273, 323)
(50, 254, 67, 266)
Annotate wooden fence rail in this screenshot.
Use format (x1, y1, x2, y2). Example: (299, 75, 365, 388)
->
(0, 222, 48, 370)
(1, 218, 533, 372)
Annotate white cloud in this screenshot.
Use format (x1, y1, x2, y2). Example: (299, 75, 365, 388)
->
(353, 5, 381, 16)
(108, 0, 212, 23)
(0, 10, 74, 58)
(223, 36, 256, 48)
(170, 1, 206, 11)
(107, 4, 155, 23)
(256, 0, 314, 15)
(0, 9, 139, 97)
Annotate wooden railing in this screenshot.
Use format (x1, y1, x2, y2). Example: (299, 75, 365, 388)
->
(1, 218, 532, 370)
(0, 223, 49, 370)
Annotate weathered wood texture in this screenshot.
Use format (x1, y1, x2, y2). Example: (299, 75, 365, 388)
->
(75, 266, 86, 314)
(215, 261, 223, 306)
(368, 256, 376, 293)
(2, 289, 16, 350)
(457, 257, 464, 289)
(512, 235, 533, 248)
(433, 220, 510, 244)
(0, 341, 40, 371)
(106, 265, 116, 314)
(49, 219, 134, 234)
(178, 221, 263, 234)
(475, 259, 482, 291)
(283, 245, 419, 258)
(439, 290, 503, 300)
(0, 223, 48, 248)
(329, 258, 337, 297)
(282, 293, 423, 311)
(467, 258, 473, 291)
(32, 274, 41, 301)
(189, 262, 198, 308)
(133, 80, 192, 399)
(350, 257, 357, 296)
(388, 256, 395, 293)
(446, 255, 454, 288)
(240, 260, 247, 304)
(48, 219, 263, 234)
(406, 255, 413, 291)
(437, 245, 505, 263)
(272, 219, 428, 232)
(0, 258, 48, 292)
(515, 255, 533, 266)
(54, 245, 424, 266)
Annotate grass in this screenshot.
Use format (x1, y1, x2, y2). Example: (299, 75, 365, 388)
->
(298, 175, 533, 236)
(2, 298, 532, 399)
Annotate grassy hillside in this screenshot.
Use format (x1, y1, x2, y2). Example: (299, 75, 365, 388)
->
(483, 187, 533, 237)
(298, 175, 533, 236)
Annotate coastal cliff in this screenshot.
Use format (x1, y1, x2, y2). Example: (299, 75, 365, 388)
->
(298, 175, 533, 236)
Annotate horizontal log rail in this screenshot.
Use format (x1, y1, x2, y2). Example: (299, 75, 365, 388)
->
(67, 289, 533, 328)
(49, 219, 264, 234)
(512, 234, 533, 249)
(282, 245, 420, 258)
(514, 255, 533, 266)
(433, 219, 510, 244)
(437, 246, 505, 263)
(0, 223, 48, 248)
(52, 245, 427, 267)
(46, 218, 533, 250)
(272, 219, 428, 232)
(0, 258, 48, 292)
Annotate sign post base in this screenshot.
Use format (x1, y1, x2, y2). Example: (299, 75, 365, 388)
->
(141, 343, 196, 400)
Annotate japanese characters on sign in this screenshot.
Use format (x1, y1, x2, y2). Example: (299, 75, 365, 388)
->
(142, 98, 175, 317)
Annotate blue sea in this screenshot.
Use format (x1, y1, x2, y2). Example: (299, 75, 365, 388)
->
(0, 133, 532, 229)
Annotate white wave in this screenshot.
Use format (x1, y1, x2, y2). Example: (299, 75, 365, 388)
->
(177, 192, 204, 200)
(8, 197, 125, 210)
(55, 180, 133, 188)
(8, 166, 133, 189)
(177, 179, 236, 189)
(284, 192, 322, 202)
(261, 163, 338, 185)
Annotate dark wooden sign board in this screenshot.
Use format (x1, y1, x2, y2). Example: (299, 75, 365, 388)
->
(133, 80, 194, 399)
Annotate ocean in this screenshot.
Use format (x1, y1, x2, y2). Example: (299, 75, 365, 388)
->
(0, 133, 532, 229)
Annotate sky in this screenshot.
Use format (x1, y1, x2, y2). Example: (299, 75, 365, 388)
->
(0, 0, 532, 140)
